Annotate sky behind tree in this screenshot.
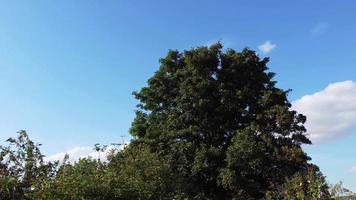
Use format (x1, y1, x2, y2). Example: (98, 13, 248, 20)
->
(0, 0, 355, 190)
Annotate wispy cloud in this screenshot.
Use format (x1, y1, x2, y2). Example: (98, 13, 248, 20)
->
(258, 41, 276, 54)
(292, 81, 356, 143)
(351, 166, 356, 173)
(311, 22, 328, 36)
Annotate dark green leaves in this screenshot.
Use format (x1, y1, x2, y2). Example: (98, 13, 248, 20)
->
(130, 43, 326, 199)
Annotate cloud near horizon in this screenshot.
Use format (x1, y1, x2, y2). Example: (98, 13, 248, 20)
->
(45, 144, 126, 163)
(351, 166, 356, 174)
(351, 166, 356, 173)
(292, 81, 356, 143)
(258, 41, 276, 54)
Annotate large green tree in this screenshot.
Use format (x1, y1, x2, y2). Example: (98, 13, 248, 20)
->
(130, 43, 330, 199)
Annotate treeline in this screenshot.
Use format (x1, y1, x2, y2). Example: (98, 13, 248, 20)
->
(0, 130, 172, 199)
(0, 44, 354, 199)
(0, 131, 354, 199)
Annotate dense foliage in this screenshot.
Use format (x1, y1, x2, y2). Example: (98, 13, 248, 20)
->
(130, 43, 330, 199)
(0, 44, 348, 199)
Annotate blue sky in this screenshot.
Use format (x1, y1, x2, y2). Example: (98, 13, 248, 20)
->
(0, 0, 355, 190)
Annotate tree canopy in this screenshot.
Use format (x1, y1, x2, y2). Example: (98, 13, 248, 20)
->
(129, 43, 329, 199)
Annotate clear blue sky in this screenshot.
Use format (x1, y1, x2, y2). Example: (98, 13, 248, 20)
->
(0, 0, 355, 190)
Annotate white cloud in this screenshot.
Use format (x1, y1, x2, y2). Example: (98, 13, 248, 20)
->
(311, 22, 328, 36)
(351, 166, 356, 173)
(258, 41, 276, 54)
(292, 81, 356, 143)
(45, 144, 127, 163)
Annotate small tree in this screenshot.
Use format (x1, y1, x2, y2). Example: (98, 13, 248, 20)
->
(107, 143, 174, 200)
(94, 143, 108, 161)
(0, 130, 57, 199)
(43, 157, 113, 200)
(264, 164, 330, 200)
(329, 181, 356, 200)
